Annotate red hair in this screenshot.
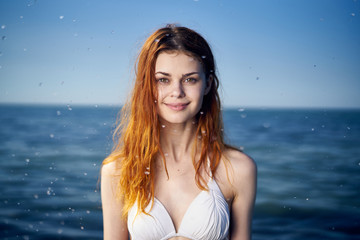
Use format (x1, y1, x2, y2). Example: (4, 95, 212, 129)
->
(103, 24, 227, 217)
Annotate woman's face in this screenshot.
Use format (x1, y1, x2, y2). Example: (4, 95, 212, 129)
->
(155, 51, 211, 124)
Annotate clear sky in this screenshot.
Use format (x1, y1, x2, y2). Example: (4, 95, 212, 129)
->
(0, 0, 359, 108)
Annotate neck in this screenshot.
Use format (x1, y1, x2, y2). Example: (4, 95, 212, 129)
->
(159, 119, 198, 163)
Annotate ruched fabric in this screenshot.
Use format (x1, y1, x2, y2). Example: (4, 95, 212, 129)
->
(127, 178, 230, 240)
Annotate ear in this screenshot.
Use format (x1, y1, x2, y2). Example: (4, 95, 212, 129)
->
(204, 74, 213, 95)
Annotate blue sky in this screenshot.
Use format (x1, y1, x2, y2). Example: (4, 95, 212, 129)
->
(0, 0, 359, 108)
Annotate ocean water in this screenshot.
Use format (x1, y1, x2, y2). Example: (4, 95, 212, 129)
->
(0, 105, 359, 240)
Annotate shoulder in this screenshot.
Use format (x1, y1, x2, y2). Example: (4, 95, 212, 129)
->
(221, 148, 257, 239)
(223, 147, 257, 178)
(101, 160, 117, 176)
(220, 147, 257, 197)
(101, 159, 122, 192)
(101, 157, 121, 177)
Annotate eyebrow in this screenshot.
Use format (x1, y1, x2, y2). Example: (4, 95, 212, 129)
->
(155, 71, 200, 77)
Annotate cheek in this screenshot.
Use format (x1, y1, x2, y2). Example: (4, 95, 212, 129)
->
(156, 86, 165, 101)
(187, 85, 205, 100)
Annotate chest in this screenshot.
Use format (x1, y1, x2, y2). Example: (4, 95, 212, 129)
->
(152, 159, 233, 231)
(127, 175, 231, 240)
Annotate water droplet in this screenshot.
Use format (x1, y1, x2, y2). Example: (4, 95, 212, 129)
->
(238, 108, 245, 112)
(154, 100, 157, 103)
(67, 104, 72, 111)
(49, 134, 54, 138)
(200, 111, 204, 115)
(83, 172, 87, 176)
(46, 188, 52, 195)
(144, 171, 150, 175)
(86, 210, 90, 214)
(241, 114, 247, 118)
(351, 13, 355, 17)
(25, 158, 30, 163)
(161, 125, 166, 128)
(164, 153, 169, 157)
(33, 194, 39, 199)
(80, 226, 84, 230)
(57, 229, 63, 234)
(59, 16, 64, 20)
(154, 38, 160, 42)
(56, 110, 61, 116)
(202, 130, 206, 134)
(311, 128, 315, 131)
(347, 126, 351, 130)
(23, 48, 27, 51)
(306, 198, 309, 201)
(263, 123, 271, 128)
(20, 16, 24, 19)
(201, 55, 206, 59)
(1, 25, 5, 30)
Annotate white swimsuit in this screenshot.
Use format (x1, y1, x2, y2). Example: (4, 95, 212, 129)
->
(127, 178, 230, 240)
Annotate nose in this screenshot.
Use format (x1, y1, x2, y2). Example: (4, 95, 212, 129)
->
(170, 81, 185, 98)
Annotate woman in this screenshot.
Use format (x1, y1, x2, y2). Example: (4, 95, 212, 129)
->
(101, 24, 257, 240)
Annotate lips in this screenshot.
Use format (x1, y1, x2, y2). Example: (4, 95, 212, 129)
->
(165, 102, 189, 111)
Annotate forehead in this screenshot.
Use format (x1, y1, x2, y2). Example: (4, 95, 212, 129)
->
(155, 51, 203, 73)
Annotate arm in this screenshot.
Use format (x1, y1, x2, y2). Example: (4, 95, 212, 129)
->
(228, 151, 257, 240)
(101, 161, 129, 240)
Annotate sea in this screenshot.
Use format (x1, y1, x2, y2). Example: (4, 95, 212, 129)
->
(0, 104, 359, 240)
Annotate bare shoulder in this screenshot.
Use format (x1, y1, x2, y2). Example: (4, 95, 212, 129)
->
(223, 147, 257, 179)
(101, 160, 118, 176)
(101, 158, 128, 239)
(222, 150, 257, 238)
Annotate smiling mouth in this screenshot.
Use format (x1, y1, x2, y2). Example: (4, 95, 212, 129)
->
(165, 103, 189, 111)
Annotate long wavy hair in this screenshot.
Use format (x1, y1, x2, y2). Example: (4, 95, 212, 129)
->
(103, 24, 228, 218)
